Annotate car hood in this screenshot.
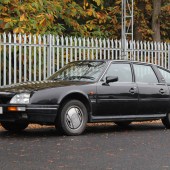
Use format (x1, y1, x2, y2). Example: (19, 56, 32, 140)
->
(0, 80, 93, 93)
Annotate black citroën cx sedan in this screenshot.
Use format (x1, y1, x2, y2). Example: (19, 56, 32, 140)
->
(1, 60, 170, 135)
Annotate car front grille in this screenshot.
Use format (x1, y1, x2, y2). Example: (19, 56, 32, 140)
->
(0, 93, 14, 104)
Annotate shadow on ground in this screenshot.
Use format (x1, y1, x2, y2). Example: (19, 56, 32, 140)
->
(0, 121, 166, 138)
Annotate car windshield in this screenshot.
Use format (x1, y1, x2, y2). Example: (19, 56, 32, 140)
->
(48, 61, 106, 81)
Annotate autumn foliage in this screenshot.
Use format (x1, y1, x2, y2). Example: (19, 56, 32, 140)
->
(0, 0, 169, 42)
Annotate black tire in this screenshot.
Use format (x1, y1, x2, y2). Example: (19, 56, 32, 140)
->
(114, 121, 132, 128)
(56, 100, 88, 136)
(162, 113, 170, 129)
(1, 122, 29, 132)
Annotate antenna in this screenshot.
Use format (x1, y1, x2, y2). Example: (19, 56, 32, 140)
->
(121, 0, 134, 60)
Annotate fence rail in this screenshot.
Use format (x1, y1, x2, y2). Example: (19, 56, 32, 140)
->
(0, 33, 170, 86)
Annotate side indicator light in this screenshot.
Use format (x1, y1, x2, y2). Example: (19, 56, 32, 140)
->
(89, 91, 95, 95)
(7, 106, 18, 111)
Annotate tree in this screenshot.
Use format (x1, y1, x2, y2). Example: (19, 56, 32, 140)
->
(0, 0, 169, 42)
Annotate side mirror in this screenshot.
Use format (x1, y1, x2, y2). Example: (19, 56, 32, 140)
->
(106, 76, 118, 84)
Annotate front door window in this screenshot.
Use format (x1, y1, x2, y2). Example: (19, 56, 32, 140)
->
(104, 63, 132, 82)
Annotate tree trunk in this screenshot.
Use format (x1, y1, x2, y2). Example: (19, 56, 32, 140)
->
(134, 1, 145, 41)
(152, 0, 161, 42)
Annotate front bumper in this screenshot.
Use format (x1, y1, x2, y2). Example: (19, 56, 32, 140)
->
(0, 104, 59, 124)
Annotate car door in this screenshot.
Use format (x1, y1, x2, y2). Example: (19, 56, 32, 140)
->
(95, 62, 139, 116)
(157, 67, 170, 112)
(133, 64, 169, 115)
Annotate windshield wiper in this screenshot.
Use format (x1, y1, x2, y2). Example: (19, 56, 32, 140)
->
(63, 76, 95, 80)
(53, 77, 62, 81)
(79, 76, 95, 80)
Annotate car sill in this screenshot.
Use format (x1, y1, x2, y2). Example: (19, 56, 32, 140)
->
(91, 114, 166, 122)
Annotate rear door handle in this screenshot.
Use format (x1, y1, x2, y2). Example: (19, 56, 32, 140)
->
(159, 88, 165, 94)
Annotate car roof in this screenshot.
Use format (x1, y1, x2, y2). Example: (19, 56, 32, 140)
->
(76, 60, 156, 66)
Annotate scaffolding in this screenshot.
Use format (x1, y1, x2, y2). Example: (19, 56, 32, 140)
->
(122, 0, 134, 59)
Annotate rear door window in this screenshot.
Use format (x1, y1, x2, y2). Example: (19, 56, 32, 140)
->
(158, 68, 170, 84)
(133, 64, 158, 83)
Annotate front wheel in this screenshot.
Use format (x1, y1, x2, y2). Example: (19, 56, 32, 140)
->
(57, 100, 88, 136)
(1, 122, 29, 132)
(162, 113, 170, 129)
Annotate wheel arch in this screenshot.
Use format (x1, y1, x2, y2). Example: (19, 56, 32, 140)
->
(57, 92, 92, 122)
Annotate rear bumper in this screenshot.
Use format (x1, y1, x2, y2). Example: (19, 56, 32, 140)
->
(0, 104, 59, 124)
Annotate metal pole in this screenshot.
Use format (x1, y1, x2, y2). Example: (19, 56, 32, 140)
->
(121, 0, 134, 60)
(121, 0, 125, 59)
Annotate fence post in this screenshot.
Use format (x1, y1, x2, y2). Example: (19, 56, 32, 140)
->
(3, 33, 6, 86)
(168, 44, 170, 70)
(47, 34, 52, 78)
(0, 34, 1, 86)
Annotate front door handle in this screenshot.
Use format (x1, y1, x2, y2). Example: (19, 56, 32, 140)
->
(159, 88, 166, 94)
(129, 87, 136, 94)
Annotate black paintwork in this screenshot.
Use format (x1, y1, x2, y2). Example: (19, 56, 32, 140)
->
(0, 60, 170, 124)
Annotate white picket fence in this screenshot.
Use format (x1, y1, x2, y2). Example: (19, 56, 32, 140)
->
(0, 33, 170, 86)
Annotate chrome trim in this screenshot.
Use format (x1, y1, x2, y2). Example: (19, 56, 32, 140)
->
(92, 114, 166, 120)
(27, 108, 58, 110)
(0, 92, 12, 95)
(90, 99, 96, 103)
(65, 106, 83, 130)
(98, 99, 138, 101)
(98, 61, 112, 82)
(17, 107, 26, 111)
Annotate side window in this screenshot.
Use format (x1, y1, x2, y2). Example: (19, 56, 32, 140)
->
(158, 68, 170, 84)
(134, 64, 158, 83)
(104, 63, 132, 82)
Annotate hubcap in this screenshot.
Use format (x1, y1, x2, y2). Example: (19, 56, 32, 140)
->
(65, 106, 83, 130)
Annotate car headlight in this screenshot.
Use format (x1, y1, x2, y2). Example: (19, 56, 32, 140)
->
(10, 93, 30, 104)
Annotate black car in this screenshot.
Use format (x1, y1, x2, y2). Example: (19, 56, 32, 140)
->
(1, 60, 170, 135)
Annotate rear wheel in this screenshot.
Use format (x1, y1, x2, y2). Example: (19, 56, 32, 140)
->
(114, 121, 132, 128)
(56, 100, 88, 136)
(1, 122, 29, 132)
(162, 113, 170, 129)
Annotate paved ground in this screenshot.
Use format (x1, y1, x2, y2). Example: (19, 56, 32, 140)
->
(0, 121, 170, 170)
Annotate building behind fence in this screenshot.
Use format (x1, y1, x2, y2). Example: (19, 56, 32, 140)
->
(0, 33, 170, 86)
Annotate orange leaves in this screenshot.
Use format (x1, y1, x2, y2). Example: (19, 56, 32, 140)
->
(1, 13, 9, 17)
(92, 0, 102, 6)
(46, 14, 54, 22)
(145, 4, 152, 11)
(162, 4, 170, 14)
(27, 4, 36, 13)
(36, 14, 44, 19)
(4, 18, 12, 22)
(39, 18, 46, 27)
(63, 0, 71, 3)
(38, 0, 43, 6)
(13, 27, 25, 33)
(36, 13, 54, 27)
(86, 7, 95, 16)
(96, 12, 107, 24)
(20, 14, 27, 22)
(83, 0, 89, 9)
(19, 5, 25, 13)
(111, 16, 118, 25)
(1, 6, 8, 12)
(86, 22, 96, 31)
